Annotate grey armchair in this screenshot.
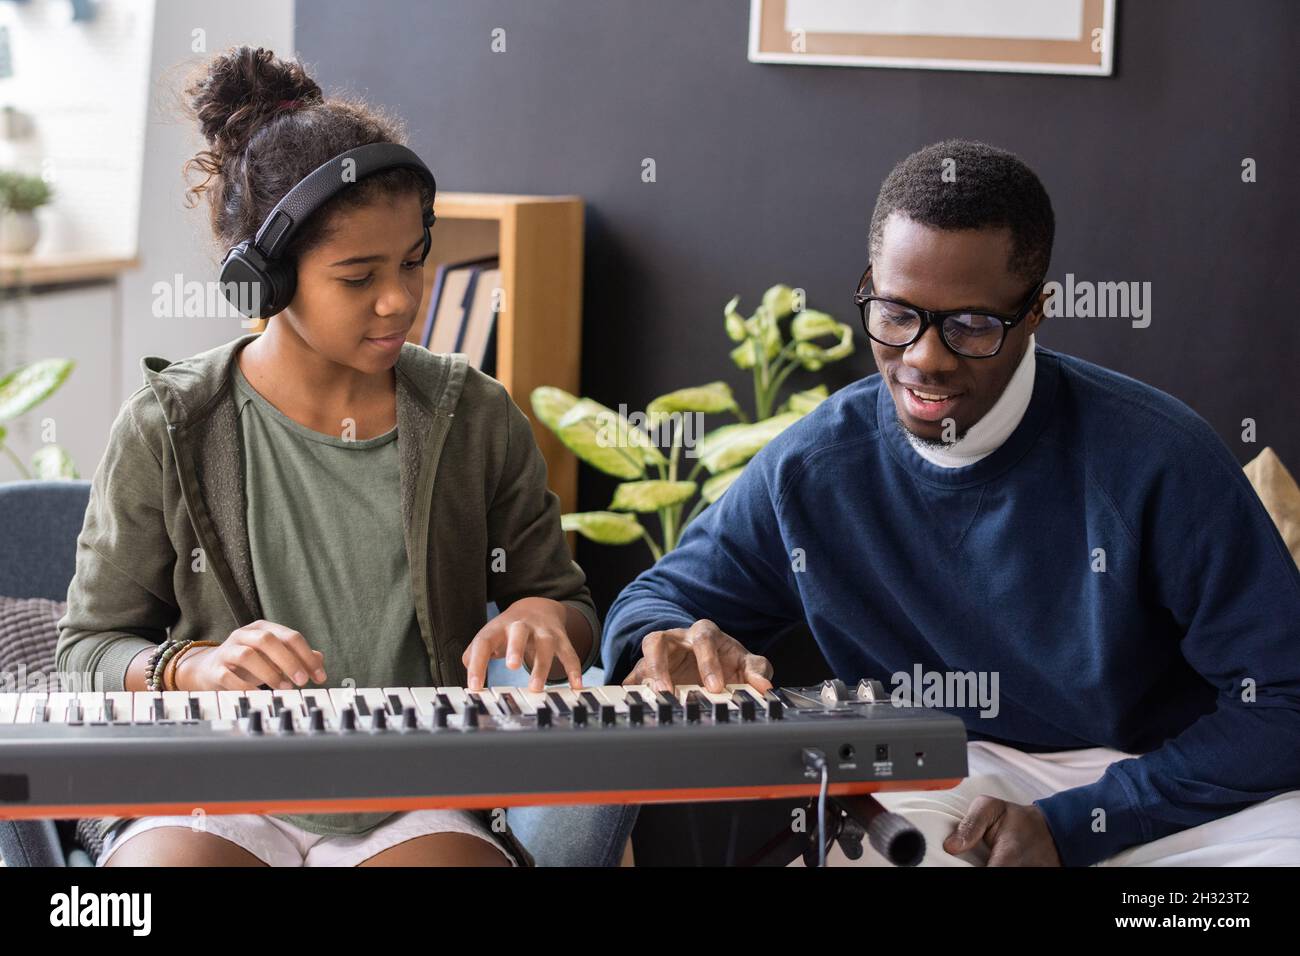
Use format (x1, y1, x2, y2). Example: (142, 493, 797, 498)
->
(0, 479, 93, 866)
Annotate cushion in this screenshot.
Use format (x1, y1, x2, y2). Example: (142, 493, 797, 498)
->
(0, 596, 65, 691)
(1243, 447, 1300, 571)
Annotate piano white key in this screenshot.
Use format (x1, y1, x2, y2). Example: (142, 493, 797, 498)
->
(588, 685, 631, 714)
(327, 687, 360, 719)
(300, 689, 336, 719)
(189, 691, 220, 721)
(104, 692, 133, 723)
(76, 692, 104, 721)
(409, 687, 441, 716)
(273, 689, 307, 718)
(17, 693, 48, 723)
(490, 686, 535, 715)
(382, 687, 418, 719)
(0, 692, 19, 724)
(435, 686, 470, 713)
(134, 692, 163, 722)
(217, 690, 245, 721)
(162, 691, 194, 721)
(47, 692, 77, 722)
(245, 690, 274, 721)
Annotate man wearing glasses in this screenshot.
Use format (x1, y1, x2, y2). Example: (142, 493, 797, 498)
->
(602, 140, 1300, 866)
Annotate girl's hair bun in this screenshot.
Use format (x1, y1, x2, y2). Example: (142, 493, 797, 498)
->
(186, 46, 322, 161)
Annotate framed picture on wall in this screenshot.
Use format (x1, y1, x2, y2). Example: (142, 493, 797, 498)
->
(748, 0, 1116, 76)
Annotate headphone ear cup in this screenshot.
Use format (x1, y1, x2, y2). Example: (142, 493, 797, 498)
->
(260, 259, 295, 319)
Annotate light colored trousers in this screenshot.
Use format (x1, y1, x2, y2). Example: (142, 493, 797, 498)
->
(792, 739, 1300, 867)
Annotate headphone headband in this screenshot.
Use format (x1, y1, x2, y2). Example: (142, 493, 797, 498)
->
(251, 142, 437, 258)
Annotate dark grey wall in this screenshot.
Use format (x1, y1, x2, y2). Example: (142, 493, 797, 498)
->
(298, 0, 1300, 615)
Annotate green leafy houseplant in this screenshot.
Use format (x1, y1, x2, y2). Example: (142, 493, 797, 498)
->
(0, 170, 54, 213)
(0, 358, 78, 479)
(531, 284, 854, 561)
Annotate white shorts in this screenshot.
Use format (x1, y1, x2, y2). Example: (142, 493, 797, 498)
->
(791, 739, 1300, 867)
(96, 809, 518, 867)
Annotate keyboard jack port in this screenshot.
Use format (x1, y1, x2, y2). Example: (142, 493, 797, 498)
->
(839, 743, 855, 762)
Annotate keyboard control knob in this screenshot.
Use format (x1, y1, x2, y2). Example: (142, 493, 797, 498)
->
(535, 706, 552, 728)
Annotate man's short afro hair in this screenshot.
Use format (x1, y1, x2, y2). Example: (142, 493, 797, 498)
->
(868, 139, 1054, 285)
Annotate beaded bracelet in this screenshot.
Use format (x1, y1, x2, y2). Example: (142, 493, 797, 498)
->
(143, 639, 177, 691)
(148, 638, 194, 691)
(163, 640, 221, 691)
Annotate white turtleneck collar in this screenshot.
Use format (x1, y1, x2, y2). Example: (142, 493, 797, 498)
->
(905, 334, 1037, 468)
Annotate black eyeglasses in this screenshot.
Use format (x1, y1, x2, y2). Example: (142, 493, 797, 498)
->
(853, 264, 1042, 359)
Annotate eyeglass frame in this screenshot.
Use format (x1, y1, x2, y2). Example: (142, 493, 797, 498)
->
(852, 263, 1044, 359)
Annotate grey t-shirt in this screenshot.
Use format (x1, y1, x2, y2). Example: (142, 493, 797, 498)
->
(231, 362, 428, 836)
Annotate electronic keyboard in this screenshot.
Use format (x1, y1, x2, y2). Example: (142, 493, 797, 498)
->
(0, 679, 967, 820)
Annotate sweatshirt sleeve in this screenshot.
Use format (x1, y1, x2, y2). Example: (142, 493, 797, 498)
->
(602, 442, 804, 682)
(55, 396, 179, 692)
(486, 386, 602, 672)
(1034, 432, 1300, 866)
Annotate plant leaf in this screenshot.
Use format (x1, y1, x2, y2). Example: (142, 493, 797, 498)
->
(700, 466, 744, 503)
(646, 381, 737, 424)
(554, 398, 665, 477)
(0, 359, 75, 422)
(30, 443, 78, 479)
(724, 295, 747, 342)
(530, 386, 580, 432)
(561, 511, 646, 545)
(779, 384, 830, 416)
(763, 284, 797, 320)
(609, 479, 697, 512)
(790, 310, 840, 341)
(696, 412, 802, 473)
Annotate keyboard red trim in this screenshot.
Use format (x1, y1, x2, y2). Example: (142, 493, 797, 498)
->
(0, 778, 962, 819)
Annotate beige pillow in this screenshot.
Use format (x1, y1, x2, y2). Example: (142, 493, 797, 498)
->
(1244, 447, 1300, 571)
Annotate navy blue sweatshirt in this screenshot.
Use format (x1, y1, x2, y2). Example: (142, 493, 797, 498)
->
(602, 345, 1300, 866)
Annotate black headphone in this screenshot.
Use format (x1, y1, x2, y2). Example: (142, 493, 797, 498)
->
(218, 142, 438, 320)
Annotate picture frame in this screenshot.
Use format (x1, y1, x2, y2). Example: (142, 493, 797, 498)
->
(749, 0, 1116, 76)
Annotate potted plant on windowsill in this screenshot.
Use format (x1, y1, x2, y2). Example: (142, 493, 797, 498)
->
(532, 284, 854, 562)
(0, 169, 54, 255)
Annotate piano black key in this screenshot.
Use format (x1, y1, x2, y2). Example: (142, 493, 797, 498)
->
(104, 698, 116, 722)
(434, 704, 452, 728)
(354, 696, 371, 717)
(435, 693, 455, 711)
(535, 704, 552, 727)
(628, 700, 644, 725)
(571, 702, 588, 726)
(713, 701, 729, 723)
(467, 693, 490, 715)
(600, 703, 617, 726)
(546, 691, 571, 716)
(764, 690, 784, 720)
(270, 696, 285, 716)
(498, 692, 521, 716)
(237, 696, 250, 718)
(152, 698, 165, 721)
(387, 694, 404, 715)
(580, 691, 603, 713)
(188, 699, 202, 720)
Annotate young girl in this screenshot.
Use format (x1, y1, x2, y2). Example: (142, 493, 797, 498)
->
(54, 46, 601, 867)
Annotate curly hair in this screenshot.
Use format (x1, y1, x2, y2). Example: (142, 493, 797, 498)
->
(868, 139, 1054, 285)
(181, 46, 433, 262)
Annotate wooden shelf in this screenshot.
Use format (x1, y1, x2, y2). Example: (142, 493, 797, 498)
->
(251, 192, 585, 519)
(0, 251, 139, 289)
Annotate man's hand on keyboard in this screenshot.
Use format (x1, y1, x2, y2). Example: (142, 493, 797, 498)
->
(622, 619, 773, 695)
